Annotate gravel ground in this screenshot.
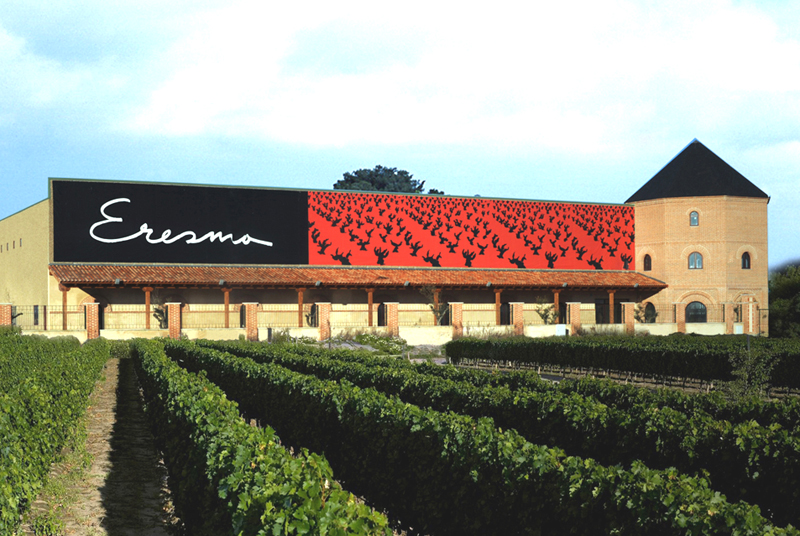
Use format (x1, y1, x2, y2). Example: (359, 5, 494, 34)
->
(22, 358, 179, 536)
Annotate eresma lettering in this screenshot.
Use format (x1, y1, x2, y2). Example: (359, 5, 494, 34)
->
(89, 198, 273, 247)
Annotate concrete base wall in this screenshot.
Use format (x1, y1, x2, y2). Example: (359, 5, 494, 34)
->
(634, 323, 677, 336)
(686, 322, 726, 335)
(577, 324, 626, 336)
(329, 326, 390, 339)
(461, 325, 516, 338)
(523, 325, 560, 338)
(399, 326, 453, 346)
(184, 328, 246, 341)
(100, 329, 169, 340)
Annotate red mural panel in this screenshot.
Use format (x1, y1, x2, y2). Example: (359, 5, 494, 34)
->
(308, 191, 635, 270)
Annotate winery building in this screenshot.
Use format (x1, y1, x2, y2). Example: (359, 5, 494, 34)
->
(0, 140, 769, 342)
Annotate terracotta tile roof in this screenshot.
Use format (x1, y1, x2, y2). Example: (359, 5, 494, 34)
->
(50, 263, 667, 291)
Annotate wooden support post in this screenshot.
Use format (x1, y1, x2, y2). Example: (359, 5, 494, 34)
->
(223, 288, 231, 329)
(433, 288, 440, 325)
(297, 288, 305, 328)
(608, 290, 616, 324)
(60, 284, 69, 331)
(494, 289, 502, 326)
(552, 289, 561, 322)
(366, 288, 374, 327)
(143, 287, 152, 330)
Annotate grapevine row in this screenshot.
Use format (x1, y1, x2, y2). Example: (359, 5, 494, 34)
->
(0, 334, 108, 534)
(164, 339, 797, 536)
(130, 339, 390, 535)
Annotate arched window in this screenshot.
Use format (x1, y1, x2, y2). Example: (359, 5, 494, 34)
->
(644, 302, 657, 323)
(643, 254, 652, 271)
(742, 252, 751, 269)
(688, 252, 703, 269)
(690, 211, 699, 226)
(686, 301, 707, 323)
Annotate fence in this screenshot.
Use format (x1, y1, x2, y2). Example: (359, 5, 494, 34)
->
(398, 303, 437, 327)
(11, 305, 85, 331)
(330, 304, 374, 328)
(522, 303, 555, 325)
(103, 304, 154, 330)
(257, 304, 301, 328)
(634, 303, 675, 324)
(6, 300, 766, 336)
(182, 304, 231, 329)
(462, 303, 496, 327)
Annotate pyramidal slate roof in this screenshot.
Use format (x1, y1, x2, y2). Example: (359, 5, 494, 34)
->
(626, 139, 769, 203)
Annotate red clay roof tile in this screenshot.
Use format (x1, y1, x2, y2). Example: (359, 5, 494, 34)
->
(49, 263, 667, 291)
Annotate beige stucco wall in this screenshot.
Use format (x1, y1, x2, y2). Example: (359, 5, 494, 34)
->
(634, 196, 768, 313)
(0, 200, 51, 305)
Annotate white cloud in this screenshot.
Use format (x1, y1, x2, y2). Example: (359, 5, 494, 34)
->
(1, 0, 790, 160)
(116, 0, 800, 156)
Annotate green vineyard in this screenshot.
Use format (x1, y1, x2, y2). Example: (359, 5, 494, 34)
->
(4, 330, 800, 535)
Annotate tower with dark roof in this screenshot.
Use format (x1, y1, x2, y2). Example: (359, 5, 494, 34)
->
(629, 140, 769, 333)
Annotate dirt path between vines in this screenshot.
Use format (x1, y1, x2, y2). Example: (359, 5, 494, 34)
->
(24, 357, 179, 535)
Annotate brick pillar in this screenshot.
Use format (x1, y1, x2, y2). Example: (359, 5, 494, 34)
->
(450, 302, 463, 338)
(494, 289, 502, 325)
(567, 302, 581, 334)
(724, 302, 734, 335)
(85, 302, 100, 340)
(621, 302, 636, 335)
(166, 303, 182, 339)
(317, 302, 331, 341)
(0, 304, 11, 326)
(510, 302, 524, 336)
(385, 302, 399, 337)
(243, 303, 259, 341)
(675, 303, 686, 334)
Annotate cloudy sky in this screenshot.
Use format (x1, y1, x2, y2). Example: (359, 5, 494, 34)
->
(1, 0, 798, 269)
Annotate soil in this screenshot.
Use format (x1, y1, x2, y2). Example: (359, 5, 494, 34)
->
(22, 357, 180, 535)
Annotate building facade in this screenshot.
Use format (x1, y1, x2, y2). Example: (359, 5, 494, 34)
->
(0, 140, 769, 341)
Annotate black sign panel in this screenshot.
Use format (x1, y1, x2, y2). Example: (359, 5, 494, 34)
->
(52, 180, 309, 264)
